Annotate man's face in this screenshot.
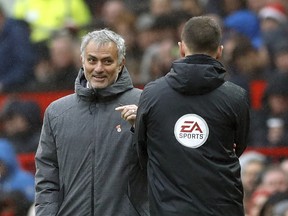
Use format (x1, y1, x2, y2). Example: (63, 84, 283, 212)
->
(82, 41, 123, 89)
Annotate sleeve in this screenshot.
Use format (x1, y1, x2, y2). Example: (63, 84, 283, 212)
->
(234, 91, 250, 157)
(35, 108, 60, 216)
(134, 89, 149, 169)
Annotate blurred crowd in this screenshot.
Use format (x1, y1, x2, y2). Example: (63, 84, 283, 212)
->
(0, 0, 288, 215)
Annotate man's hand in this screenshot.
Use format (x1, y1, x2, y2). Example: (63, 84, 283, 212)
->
(115, 104, 138, 126)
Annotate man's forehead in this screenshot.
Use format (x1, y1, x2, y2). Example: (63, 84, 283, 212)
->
(85, 41, 118, 55)
(87, 40, 116, 49)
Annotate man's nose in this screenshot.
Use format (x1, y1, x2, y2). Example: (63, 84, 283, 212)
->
(94, 62, 104, 72)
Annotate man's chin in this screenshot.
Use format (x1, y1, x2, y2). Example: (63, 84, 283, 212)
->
(91, 82, 108, 89)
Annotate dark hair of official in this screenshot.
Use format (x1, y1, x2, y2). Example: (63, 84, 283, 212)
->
(181, 16, 222, 54)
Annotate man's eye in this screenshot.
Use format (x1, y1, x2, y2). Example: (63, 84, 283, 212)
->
(103, 59, 113, 65)
(88, 58, 95, 63)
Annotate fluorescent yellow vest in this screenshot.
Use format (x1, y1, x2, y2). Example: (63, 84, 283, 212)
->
(13, 0, 92, 43)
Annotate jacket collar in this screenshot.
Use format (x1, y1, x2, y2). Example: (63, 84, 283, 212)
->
(165, 54, 226, 95)
(75, 67, 133, 101)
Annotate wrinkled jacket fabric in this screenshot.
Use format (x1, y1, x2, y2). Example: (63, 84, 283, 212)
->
(135, 55, 250, 216)
(35, 68, 148, 216)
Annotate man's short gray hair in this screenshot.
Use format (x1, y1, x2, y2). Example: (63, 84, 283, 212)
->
(80, 29, 126, 64)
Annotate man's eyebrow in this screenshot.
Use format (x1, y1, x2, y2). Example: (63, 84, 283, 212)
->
(86, 53, 113, 59)
(102, 56, 113, 60)
(86, 54, 96, 58)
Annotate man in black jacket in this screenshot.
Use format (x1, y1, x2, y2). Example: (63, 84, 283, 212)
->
(135, 16, 250, 216)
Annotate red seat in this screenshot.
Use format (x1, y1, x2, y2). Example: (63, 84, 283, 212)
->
(17, 152, 36, 174)
(249, 80, 267, 110)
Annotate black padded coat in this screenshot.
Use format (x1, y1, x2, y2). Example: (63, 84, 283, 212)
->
(135, 54, 250, 216)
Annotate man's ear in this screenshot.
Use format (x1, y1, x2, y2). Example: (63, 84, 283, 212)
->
(178, 41, 186, 58)
(216, 45, 223, 60)
(119, 58, 125, 72)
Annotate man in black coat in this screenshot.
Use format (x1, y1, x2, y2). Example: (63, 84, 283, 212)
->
(135, 16, 250, 216)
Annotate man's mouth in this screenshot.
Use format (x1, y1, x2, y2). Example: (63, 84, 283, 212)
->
(92, 75, 106, 81)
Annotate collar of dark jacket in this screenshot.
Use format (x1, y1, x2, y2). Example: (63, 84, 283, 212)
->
(165, 54, 226, 95)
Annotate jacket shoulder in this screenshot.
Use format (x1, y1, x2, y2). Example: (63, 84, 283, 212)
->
(219, 81, 250, 110)
(142, 77, 167, 97)
(45, 93, 77, 117)
(129, 87, 142, 97)
(118, 87, 142, 105)
(221, 81, 248, 98)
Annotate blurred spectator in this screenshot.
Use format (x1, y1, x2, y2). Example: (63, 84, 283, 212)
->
(271, 40, 288, 75)
(0, 98, 42, 153)
(259, 2, 288, 33)
(260, 165, 288, 194)
(272, 199, 288, 216)
(259, 191, 288, 216)
(280, 158, 288, 176)
(112, 11, 143, 85)
(12, 0, 92, 44)
(149, 0, 173, 16)
(83, 0, 105, 18)
(178, 0, 204, 16)
(23, 30, 79, 92)
(148, 38, 178, 80)
(249, 74, 288, 146)
(0, 138, 35, 202)
(134, 0, 175, 56)
(223, 9, 270, 87)
(246, 0, 268, 13)
(135, 9, 191, 52)
(135, 13, 157, 51)
(174, 9, 197, 41)
(0, 5, 36, 93)
(223, 35, 267, 98)
(240, 151, 267, 214)
(22, 43, 52, 92)
(248, 164, 288, 215)
(123, 0, 149, 14)
(223, 9, 263, 49)
(203, 0, 224, 16)
(0, 190, 32, 216)
(85, 0, 148, 17)
(48, 31, 79, 88)
(138, 13, 182, 84)
(198, 0, 246, 17)
(221, 0, 247, 16)
(99, 0, 127, 29)
(222, 7, 272, 81)
(259, 2, 288, 64)
(248, 187, 272, 216)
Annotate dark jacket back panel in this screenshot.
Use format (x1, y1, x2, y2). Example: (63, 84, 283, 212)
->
(136, 55, 250, 216)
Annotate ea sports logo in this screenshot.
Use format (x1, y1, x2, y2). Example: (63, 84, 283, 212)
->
(174, 114, 209, 148)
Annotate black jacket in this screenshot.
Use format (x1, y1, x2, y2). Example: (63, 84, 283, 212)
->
(135, 54, 250, 216)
